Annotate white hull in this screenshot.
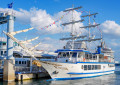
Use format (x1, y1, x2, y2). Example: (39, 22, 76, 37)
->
(40, 61, 115, 80)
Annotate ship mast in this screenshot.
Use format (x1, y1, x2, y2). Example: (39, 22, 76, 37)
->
(71, 5, 74, 49)
(88, 11, 91, 39)
(78, 12, 101, 42)
(61, 6, 85, 49)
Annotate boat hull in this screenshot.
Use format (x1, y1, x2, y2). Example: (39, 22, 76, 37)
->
(40, 61, 115, 80)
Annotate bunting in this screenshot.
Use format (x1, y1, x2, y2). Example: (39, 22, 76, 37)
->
(40, 11, 70, 30)
(95, 22, 102, 33)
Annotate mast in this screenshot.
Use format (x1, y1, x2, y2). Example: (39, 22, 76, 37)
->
(62, 5, 84, 49)
(71, 5, 74, 49)
(78, 12, 101, 42)
(88, 11, 90, 39)
(100, 29, 103, 47)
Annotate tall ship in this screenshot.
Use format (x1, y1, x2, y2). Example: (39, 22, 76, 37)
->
(40, 6, 115, 80)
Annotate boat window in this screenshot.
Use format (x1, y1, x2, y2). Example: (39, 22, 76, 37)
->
(4, 51, 6, 54)
(2, 61, 4, 65)
(63, 53, 66, 57)
(98, 65, 101, 69)
(83, 65, 101, 70)
(78, 52, 82, 58)
(58, 52, 61, 57)
(1, 51, 3, 55)
(95, 65, 97, 70)
(72, 52, 77, 57)
(108, 64, 114, 67)
(19, 61, 21, 64)
(66, 52, 69, 57)
(25, 61, 26, 64)
(58, 52, 61, 55)
(88, 65, 91, 70)
(22, 61, 24, 64)
(93, 55, 97, 60)
(89, 54, 92, 59)
(85, 54, 89, 59)
(15, 61, 18, 64)
(58, 52, 61, 56)
(84, 65, 87, 70)
(91, 65, 94, 70)
(3, 43, 6, 45)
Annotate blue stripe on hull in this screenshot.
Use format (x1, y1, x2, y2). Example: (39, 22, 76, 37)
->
(76, 62, 115, 64)
(48, 71, 114, 81)
(67, 70, 115, 75)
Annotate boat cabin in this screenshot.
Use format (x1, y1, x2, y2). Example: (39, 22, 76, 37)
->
(55, 46, 114, 63)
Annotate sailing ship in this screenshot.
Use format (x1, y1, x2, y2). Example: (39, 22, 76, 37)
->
(40, 6, 115, 80)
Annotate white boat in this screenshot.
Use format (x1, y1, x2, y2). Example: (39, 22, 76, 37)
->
(40, 6, 115, 80)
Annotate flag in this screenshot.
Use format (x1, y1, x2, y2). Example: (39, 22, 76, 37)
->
(94, 15, 96, 18)
(81, 11, 83, 13)
(8, 2, 13, 8)
(53, 21, 55, 24)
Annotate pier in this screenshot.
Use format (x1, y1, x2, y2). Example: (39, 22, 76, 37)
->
(0, 12, 50, 81)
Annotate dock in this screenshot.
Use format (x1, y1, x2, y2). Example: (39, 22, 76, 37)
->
(0, 67, 50, 81)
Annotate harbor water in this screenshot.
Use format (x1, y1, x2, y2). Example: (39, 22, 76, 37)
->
(0, 73, 120, 85)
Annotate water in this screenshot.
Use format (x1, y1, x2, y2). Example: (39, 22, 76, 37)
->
(0, 73, 120, 85)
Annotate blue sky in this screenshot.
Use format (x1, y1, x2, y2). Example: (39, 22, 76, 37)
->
(0, 0, 120, 61)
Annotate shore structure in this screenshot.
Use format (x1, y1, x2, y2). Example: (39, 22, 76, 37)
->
(0, 12, 15, 81)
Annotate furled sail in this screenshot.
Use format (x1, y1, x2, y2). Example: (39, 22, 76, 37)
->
(63, 6, 82, 12)
(3, 31, 38, 60)
(9, 27, 34, 35)
(29, 42, 41, 51)
(19, 37, 39, 44)
(60, 35, 87, 40)
(62, 19, 84, 26)
(80, 24, 100, 28)
(76, 38, 102, 42)
(81, 13, 98, 17)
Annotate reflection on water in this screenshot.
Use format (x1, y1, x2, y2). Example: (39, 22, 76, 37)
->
(0, 74, 120, 85)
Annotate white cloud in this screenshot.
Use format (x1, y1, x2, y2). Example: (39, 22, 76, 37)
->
(101, 20, 120, 37)
(0, 7, 84, 35)
(36, 37, 66, 51)
(111, 42, 118, 46)
(0, 37, 6, 41)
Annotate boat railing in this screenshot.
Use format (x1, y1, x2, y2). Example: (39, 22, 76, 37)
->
(77, 59, 112, 63)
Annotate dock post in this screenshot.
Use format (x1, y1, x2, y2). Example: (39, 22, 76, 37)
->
(3, 14, 15, 81)
(30, 58, 32, 72)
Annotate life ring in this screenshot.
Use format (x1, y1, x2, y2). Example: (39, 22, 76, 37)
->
(109, 60, 111, 62)
(104, 56, 108, 59)
(83, 58, 85, 62)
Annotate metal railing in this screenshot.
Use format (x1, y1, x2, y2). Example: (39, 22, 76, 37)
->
(15, 66, 47, 73)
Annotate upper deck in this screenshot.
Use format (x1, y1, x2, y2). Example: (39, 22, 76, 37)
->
(55, 49, 89, 53)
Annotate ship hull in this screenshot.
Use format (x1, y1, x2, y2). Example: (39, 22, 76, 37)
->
(40, 61, 115, 80)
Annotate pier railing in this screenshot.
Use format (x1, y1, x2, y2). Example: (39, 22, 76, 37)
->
(15, 66, 47, 73)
